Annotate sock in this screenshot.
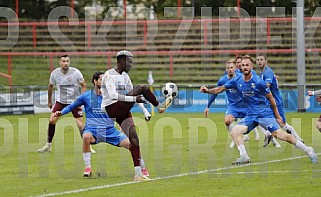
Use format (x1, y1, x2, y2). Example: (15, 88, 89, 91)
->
(295, 140, 309, 152)
(134, 166, 142, 176)
(258, 125, 270, 136)
(253, 127, 259, 135)
(140, 158, 146, 169)
(83, 152, 91, 168)
(237, 144, 248, 157)
(271, 137, 277, 144)
(130, 146, 141, 166)
(226, 123, 234, 132)
(47, 142, 52, 148)
(47, 124, 56, 143)
(138, 104, 150, 118)
(283, 123, 303, 141)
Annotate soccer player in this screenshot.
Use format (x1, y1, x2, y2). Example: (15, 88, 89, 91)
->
(204, 59, 256, 148)
(200, 55, 317, 164)
(101, 50, 172, 178)
(37, 55, 95, 154)
(235, 55, 266, 142)
(54, 72, 149, 180)
(256, 54, 304, 144)
(307, 89, 321, 132)
(235, 55, 243, 75)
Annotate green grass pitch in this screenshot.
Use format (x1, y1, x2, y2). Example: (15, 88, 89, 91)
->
(1, 112, 321, 196)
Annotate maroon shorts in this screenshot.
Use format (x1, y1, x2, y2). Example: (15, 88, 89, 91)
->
(105, 101, 135, 130)
(52, 101, 83, 118)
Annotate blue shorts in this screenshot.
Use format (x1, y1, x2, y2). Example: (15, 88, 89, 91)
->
(225, 106, 247, 119)
(237, 114, 280, 134)
(83, 126, 128, 146)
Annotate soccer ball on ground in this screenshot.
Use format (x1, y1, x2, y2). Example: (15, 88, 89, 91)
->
(162, 82, 178, 98)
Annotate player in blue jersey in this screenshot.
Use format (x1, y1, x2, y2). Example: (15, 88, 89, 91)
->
(222, 58, 264, 143)
(238, 55, 280, 146)
(235, 55, 243, 75)
(235, 56, 264, 142)
(200, 55, 317, 164)
(204, 59, 259, 148)
(54, 72, 150, 181)
(256, 54, 304, 144)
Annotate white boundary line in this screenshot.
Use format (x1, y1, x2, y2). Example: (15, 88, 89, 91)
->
(33, 154, 320, 197)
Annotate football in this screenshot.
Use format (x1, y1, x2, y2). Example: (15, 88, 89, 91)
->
(162, 82, 178, 98)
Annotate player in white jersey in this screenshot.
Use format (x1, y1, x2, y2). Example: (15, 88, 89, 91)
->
(101, 50, 173, 177)
(37, 55, 95, 153)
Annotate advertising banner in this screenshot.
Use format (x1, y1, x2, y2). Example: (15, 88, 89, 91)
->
(1, 88, 321, 115)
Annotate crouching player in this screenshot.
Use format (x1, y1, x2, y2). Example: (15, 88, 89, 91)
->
(54, 71, 149, 181)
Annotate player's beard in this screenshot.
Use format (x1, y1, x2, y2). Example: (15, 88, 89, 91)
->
(62, 65, 69, 71)
(243, 70, 250, 76)
(96, 85, 102, 95)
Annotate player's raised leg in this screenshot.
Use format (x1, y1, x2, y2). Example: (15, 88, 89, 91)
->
(127, 85, 173, 113)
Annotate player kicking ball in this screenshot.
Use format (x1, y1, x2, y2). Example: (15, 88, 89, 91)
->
(100, 50, 174, 180)
(54, 72, 150, 180)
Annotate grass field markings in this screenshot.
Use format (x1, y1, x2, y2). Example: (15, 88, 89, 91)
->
(213, 169, 321, 176)
(33, 153, 320, 197)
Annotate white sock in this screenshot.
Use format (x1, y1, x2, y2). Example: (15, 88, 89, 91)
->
(138, 103, 149, 114)
(226, 123, 234, 132)
(83, 152, 91, 168)
(237, 144, 248, 157)
(140, 158, 146, 169)
(258, 125, 270, 136)
(47, 142, 52, 148)
(295, 140, 309, 152)
(134, 166, 142, 176)
(253, 127, 259, 135)
(283, 123, 303, 141)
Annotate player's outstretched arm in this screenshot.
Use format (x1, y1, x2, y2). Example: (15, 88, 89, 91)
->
(58, 95, 85, 116)
(200, 86, 226, 94)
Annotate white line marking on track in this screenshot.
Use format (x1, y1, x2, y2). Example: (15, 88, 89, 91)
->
(32, 154, 320, 197)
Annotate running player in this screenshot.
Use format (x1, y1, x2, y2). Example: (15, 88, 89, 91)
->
(200, 55, 317, 164)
